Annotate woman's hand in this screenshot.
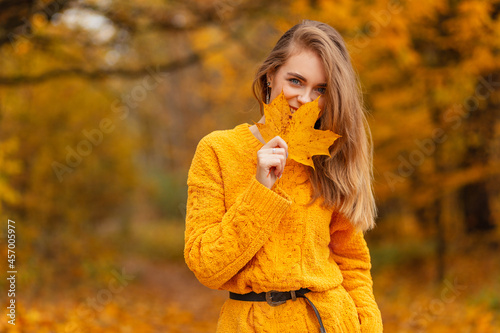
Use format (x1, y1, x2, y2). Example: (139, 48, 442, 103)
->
(256, 136, 288, 189)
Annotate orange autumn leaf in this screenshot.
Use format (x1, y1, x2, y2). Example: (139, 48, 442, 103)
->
(256, 91, 340, 169)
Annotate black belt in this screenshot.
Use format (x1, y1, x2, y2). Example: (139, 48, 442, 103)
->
(229, 288, 326, 333)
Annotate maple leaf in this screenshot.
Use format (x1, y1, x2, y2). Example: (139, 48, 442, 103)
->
(256, 91, 340, 169)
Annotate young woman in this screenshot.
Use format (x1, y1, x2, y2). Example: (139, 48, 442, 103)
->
(184, 20, 383, 332)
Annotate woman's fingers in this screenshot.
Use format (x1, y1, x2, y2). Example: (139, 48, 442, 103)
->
(255, 136, 289, 189)
(263, 136, 288, 171)
(263, 136, 288, 153)
(257, 151, 285, 173)
(264, 148, 286, 177)
(256, 154, 281, 188)
(264, 136, 288, 178)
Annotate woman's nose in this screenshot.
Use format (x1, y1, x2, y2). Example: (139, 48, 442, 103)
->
(297, 92, 313, 105)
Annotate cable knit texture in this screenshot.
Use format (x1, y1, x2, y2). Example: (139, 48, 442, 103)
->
(185, 123, 383, 332)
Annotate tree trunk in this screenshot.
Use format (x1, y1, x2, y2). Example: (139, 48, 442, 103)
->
(433, 199, 446, 282)
(460, 182, 495, 232)
(458, 72, 499, 233)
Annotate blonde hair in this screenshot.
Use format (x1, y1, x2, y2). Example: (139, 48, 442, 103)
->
(252, 20, 376, 232)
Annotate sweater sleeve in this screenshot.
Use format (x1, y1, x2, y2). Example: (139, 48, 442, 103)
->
(329, 213, 383, 333)
(184, 136, 292, 290)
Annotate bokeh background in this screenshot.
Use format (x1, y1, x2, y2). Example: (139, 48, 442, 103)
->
(0, 0, 499, 332)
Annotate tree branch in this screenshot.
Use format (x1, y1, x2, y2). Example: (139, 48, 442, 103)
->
(0, 53, 201, 85)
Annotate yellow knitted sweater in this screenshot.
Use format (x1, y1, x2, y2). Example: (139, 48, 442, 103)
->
(185, 123, 383, 332)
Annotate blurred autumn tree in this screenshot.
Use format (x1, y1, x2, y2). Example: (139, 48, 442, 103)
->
(0, 0, 499, 295)
(0, 0, 290, 291)
(341, 0, 500, 281)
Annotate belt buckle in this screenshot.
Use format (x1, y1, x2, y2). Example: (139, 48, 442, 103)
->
(265, 290, 286, 307)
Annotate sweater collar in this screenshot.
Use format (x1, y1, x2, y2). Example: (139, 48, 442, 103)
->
(236, 123, 264, 150)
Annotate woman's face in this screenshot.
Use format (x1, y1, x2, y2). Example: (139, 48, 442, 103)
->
(267, 48, 327, 113)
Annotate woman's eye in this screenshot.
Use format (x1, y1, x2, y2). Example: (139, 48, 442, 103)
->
(316, 87, 326, 95)
(289, 78, 300, 85)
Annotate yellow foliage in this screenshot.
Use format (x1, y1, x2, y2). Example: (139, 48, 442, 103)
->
(0, 252, 498, 332)
(31, 13, 48, 30)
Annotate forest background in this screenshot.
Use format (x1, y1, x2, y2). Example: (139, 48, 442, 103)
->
(0, 0, 499, 332)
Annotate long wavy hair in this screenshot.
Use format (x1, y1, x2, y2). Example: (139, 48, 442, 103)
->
(252, 20, 376, 232)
